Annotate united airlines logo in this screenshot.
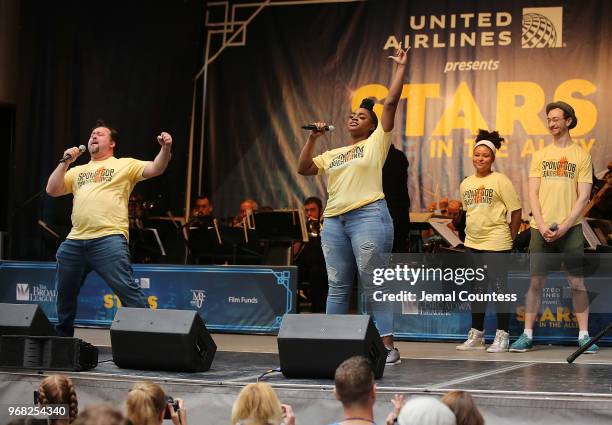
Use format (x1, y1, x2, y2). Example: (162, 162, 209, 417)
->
(16, 283, 30, 301)
(190, 290, 207, 309)
(522, 7, 563, 48)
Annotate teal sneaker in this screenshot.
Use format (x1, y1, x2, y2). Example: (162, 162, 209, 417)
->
(509, 333, 533, 352)
(579, 336, 599, 354)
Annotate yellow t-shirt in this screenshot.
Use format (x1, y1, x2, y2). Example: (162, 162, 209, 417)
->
(460, 172, 521, 251)
(64, 157, 148, 240)
(312, 124, 392, 217)
(528, 142, 592, 229)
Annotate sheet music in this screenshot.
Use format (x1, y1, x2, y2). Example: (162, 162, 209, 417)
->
(428, 217, 464, 248)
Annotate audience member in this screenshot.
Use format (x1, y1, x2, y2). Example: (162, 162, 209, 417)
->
(72, 405, 125, 425)
(441, 391, 484, 425)
(37, 374, 79, 424)
(397, 397, 456, 425)
(328, 356, 376, 425)
(230, 382, 295, 425)
(125, 381, 186, 425)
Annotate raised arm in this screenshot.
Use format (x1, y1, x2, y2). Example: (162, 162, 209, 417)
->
(143, 132, 173, 179)
(381, 44, 409, 133)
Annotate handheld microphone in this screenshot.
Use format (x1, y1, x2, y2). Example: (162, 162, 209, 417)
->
(60, 145, 86, 163)
(549, 222, 558, 231)
(301, 124, 335, 132)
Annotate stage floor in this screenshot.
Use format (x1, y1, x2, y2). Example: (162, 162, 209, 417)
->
(1, 328, 611, 425)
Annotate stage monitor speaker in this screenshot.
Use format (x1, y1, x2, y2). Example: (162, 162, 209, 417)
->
(0, 336, 98, 371)
(277, 314, 386, 379)
(110, 308, 217, 372)
(0, 303, 57, 336)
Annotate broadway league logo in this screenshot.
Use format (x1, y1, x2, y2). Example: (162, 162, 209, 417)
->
(16, 283, 30, 301)
(190, 290, 207, 309)
(522, 7, 563, 48)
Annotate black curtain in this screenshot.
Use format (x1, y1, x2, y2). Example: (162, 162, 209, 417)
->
(9, 0, 203, 260)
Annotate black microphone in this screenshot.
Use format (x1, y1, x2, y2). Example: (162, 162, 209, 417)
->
(301, 124, 336, 132)
(60, 145, 86, 163)
(549, 222, 558, 231)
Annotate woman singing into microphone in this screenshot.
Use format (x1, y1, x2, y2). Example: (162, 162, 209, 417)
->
(297, 45, 409, 365)
(456, 129, 522, 353)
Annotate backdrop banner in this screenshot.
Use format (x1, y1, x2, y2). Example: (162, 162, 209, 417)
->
(204, 0, 611, 216)
(0, 262, 296, 333)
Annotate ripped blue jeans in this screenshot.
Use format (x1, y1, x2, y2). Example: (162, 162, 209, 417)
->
(321, 199, 394, 336)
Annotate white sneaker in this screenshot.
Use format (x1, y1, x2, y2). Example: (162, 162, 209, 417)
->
(487, 329, 510, 353)
(456, 328, 485, 351)
(385, 347, 401, 365)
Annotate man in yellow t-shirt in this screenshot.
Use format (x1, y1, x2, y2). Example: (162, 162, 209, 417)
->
(45, 120, 173, 336)
(510, 101, 596, 353)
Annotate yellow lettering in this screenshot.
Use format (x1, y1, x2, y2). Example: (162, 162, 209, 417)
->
(520, 138, 546, 157)
(404, 83, 440, 136)
(553, 79, 597, 136)
(383, 35, 401, 50)
(540, 307, 555, 322)
(432, 82, 488, 135)
(496, 82, 547, 135)
(496, 143, 509, 158)
(430, 139, 453, 158)
(103, 294, 114, 309)
(351, 84, 388, 120)
(578, 138, 596, 152)
(148, 296, 158, 310)
(557, 307, 571, 323)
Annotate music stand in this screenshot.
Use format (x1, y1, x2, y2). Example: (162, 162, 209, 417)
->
(217, 221, 261, 265)
(129, 227, 166, 263)
(253, 209, 308, 265)
(188, 217, 222, 264)
(143, 215, 188, 264)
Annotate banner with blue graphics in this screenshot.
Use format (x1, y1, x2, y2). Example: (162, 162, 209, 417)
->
(0, 262, 296, 334)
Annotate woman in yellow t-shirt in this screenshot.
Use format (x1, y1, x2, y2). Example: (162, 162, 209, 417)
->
(297, 45, 409, 365)
(456, 129, 522, 353)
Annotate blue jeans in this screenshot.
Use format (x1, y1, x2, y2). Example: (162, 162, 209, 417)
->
(321, 199, 394, 336)
(55, 234, 147, 336)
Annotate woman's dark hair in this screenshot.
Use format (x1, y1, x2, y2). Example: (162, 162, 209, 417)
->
(359, 97, 379, 130)
(475, 129, 504, 150)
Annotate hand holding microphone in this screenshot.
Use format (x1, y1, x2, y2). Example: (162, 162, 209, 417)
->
(60, 145, 86, 164)
(303, 122, 334, 141)
(544, 222, 558, 243)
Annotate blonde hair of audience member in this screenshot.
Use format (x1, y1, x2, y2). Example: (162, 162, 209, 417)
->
(230, 382, 294, 425)
(72, 405, 125, 425)
(126, 382, 185, 425)
(441, 391, 484, 425)
(38, 374, 79, 424)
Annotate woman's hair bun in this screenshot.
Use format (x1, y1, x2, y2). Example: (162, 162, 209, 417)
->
(359, 97, 376, 111)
